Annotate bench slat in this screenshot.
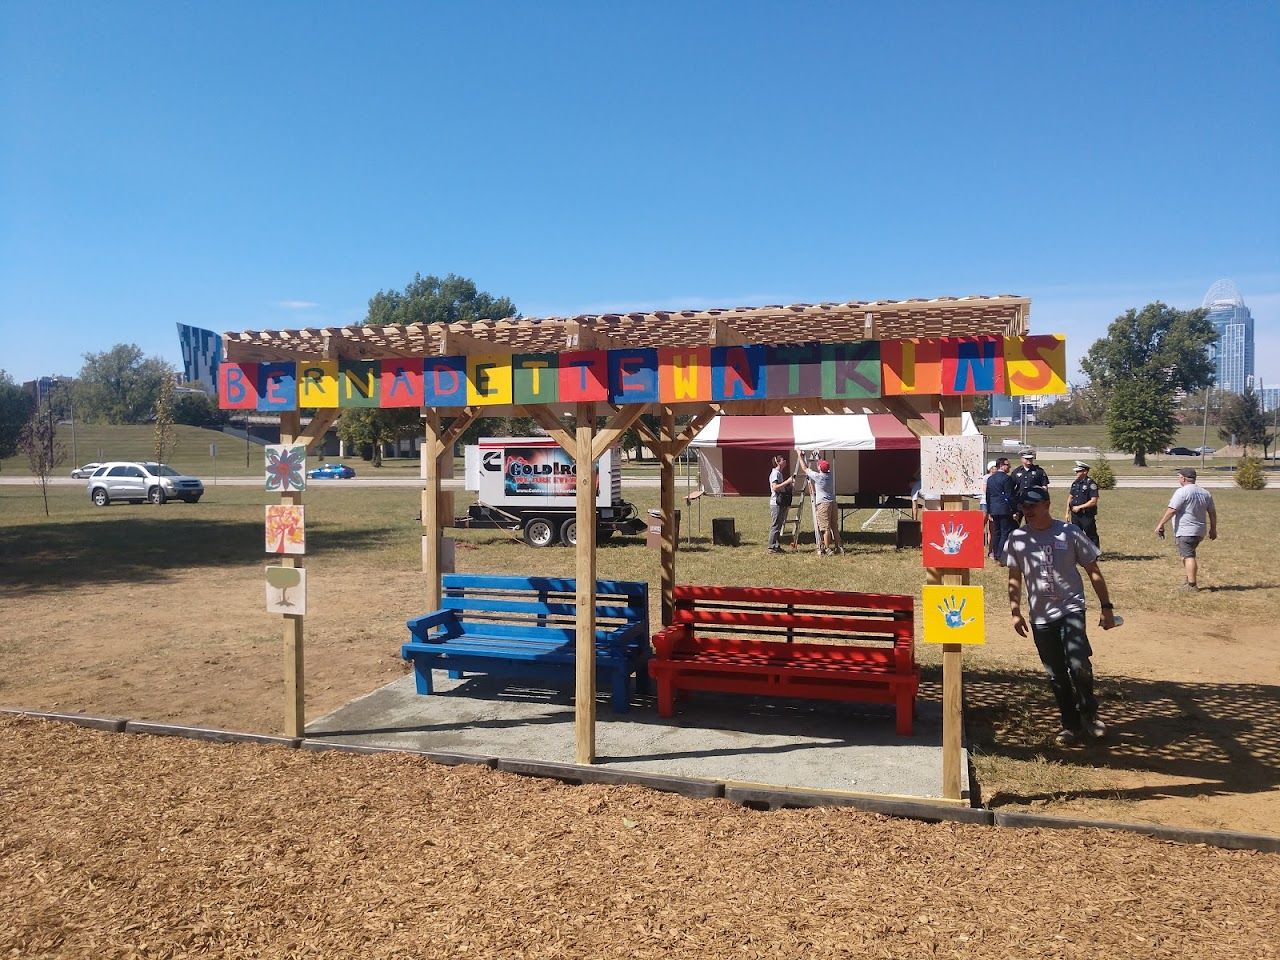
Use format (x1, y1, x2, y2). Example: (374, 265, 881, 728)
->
(674, 608, 909, 639)
(675, 583, 912, 612)
(442, 596, 644, 622)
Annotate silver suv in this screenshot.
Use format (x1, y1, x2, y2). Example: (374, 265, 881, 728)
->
(87, 461, 205, 506)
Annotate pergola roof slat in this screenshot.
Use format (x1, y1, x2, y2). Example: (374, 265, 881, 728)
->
(222, 295, 1031, 363)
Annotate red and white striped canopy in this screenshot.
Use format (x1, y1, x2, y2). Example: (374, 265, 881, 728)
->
(689, 414, 978, 452)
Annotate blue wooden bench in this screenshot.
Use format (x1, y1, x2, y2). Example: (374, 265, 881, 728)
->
(402, 574, 651, 713)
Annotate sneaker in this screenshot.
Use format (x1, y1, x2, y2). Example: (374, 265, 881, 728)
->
(1180, 582, 1198, 592)
(1054, 729, 1081, 747)
(1084, 717, 1107, 740)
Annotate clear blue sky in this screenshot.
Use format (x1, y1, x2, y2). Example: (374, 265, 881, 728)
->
(3, 2, 1278, 386)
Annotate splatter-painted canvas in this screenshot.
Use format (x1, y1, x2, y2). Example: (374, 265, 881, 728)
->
(921, 511, 985, 569)
(265, 444, 307, 492)
(265, 565, 307, 615)
(921, 584, 984, 645)
(265, 505, 305, 555)
(919, 435, 985, 497)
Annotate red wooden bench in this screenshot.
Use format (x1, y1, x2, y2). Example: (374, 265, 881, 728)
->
(648, 585, 918, 735)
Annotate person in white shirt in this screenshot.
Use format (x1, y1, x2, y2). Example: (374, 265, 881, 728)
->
(1154, 467, 1218, 591)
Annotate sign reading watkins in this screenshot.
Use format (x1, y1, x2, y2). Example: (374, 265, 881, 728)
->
(218, 335, 1067, 411)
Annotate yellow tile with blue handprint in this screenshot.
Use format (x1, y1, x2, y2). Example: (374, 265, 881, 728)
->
(922, 585, 985, 645)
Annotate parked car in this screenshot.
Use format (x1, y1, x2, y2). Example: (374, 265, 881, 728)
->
(1165, 447, 1197, 456)
(86, 461, 204, 506)
(70, 462, 102, 479)
(307, 463, 356, 480)
(1195, 446, 1217, 455)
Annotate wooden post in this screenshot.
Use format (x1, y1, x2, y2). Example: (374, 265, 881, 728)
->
(939, 395, 966, 800)
(280, 411, 305, 738)
(574, 402, 597, 764)
(422, 409, 442, 611)
(659, 408, 677, 626)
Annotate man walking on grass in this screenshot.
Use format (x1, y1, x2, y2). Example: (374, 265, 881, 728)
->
(985, 457, 1015, 559)
(1005, 487, 1117, 748)
(1155, 467, 1217, 591)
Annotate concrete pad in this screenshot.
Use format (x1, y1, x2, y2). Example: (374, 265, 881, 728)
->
(307, 674, 969, 802)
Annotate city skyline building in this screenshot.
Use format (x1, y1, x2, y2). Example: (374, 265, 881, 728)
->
(1202, 279, 1255, 395)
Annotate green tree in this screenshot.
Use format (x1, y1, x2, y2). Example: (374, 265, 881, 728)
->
(365, 273, 517, 326)
(0, 370, 34, 462)
(172, 386, 229, 428)
(1081, 302, 1218, 395)
(969, 395, 991, 423)
(1217, 388, 1272, 456)
(19, 403, 66, 516)
(76, 344, 174, 424)
(342, 273, 520, 461)
(1234, 455, 1266, 490)
(1106, 375, 1176, 467)
(153, 377, 178, 466)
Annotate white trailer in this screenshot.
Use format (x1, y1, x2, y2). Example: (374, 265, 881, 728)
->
(456, 437, 645, 547)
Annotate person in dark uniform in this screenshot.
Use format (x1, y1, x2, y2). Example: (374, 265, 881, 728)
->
(1065, 460, 1101, 549)
(1010, 449, 1049, 522)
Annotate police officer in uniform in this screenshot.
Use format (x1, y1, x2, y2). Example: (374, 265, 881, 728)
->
(1065, 460, 1101, 548)
(1011, 449, 1049, 522)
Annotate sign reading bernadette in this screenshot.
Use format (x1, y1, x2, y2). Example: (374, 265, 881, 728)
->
(218, 335, 1066, 411)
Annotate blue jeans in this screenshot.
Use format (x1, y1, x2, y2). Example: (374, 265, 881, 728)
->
(1031, 613, 1098, 730)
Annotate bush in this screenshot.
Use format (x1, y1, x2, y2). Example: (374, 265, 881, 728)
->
(1235, 456, 1267, 490)
(1091, 459, 1117, 490)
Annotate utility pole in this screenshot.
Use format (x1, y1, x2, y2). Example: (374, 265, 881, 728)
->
(1200, 386, 1211, 470)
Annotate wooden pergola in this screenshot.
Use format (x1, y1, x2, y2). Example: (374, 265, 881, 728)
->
(224, 295, 1031, 801)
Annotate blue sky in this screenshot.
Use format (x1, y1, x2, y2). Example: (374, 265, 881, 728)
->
(3, 2, 1278, 387)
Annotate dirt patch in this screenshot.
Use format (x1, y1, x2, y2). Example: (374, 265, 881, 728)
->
(2, 718, 1278, 960)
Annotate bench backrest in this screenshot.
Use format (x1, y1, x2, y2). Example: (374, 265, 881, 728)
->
(671, 584, 913, 658)
(439, 574, 649, 644)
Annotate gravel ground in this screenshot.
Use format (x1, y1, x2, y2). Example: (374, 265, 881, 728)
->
(2, 718, 1278, 959)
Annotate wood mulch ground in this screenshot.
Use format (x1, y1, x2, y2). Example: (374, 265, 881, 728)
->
(2, 718, 1277, 960)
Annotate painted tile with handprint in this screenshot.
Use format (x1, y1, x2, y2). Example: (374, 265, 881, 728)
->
(921, 585, 984, 645)
(921, 510, 985, 569)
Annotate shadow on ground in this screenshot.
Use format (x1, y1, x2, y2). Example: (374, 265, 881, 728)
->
(0, 517, 399, 593)
(954, 665, 1280, 808)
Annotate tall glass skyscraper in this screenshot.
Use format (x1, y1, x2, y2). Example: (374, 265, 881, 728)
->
(1202, 279, 1254, 395)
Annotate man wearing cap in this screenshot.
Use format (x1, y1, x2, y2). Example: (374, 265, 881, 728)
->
(985, 457, 1016, 559)
(804, 456, 839, 555)
(1155, 467, 1217, 591)
(1005, 486, 1117, 747)
(1010, 449, 1050, 520)
(1065, 461, 1101, 549)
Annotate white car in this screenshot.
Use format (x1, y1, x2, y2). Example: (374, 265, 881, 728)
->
(87, 461, 204, 506)
(70, 462, 103, 479)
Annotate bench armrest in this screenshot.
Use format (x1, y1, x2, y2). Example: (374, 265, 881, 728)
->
(651, 624, 689, 659)
(405, 609, 459, 642)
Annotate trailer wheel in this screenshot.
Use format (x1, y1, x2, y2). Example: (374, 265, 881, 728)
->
(524, 517, 557, 548)
(560, 518, 577, 547)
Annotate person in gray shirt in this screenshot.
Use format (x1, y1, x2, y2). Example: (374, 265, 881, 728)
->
(803, 457, 839, 555)
(1155, 467, 1218, 591)
(1004, 487, 1117, 747)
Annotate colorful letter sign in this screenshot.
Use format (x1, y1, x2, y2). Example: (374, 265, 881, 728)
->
(921, 511, 985, 568)
(921, 585, 984, 645)
(219, 334, 1068, 411)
